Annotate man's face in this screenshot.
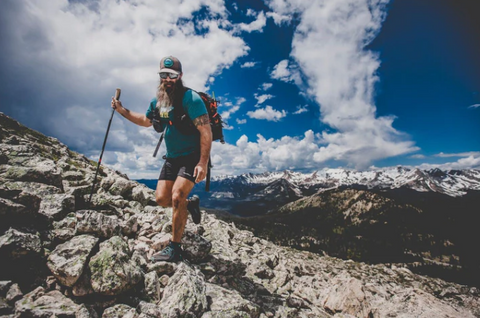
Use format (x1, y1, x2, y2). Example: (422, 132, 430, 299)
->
(160, 72, 182, 92)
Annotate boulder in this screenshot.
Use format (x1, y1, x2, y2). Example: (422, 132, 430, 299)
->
(14, 287, 91, 317)
(158, 262, 208, 318)
(47, 234, 99, 287)
(76, 210, 121, 238)
(89, 236, 142, 295)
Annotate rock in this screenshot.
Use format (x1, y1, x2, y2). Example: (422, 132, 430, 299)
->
(2, 158, 63, 190)
(108, 178, 136, 197)
(158, 262, 208, 318)
(47, 234, 99, 287)
(204, 283, 261, 318)
(38, 193, 75, 220)
(14, 287, 84, 317)
(0, 228, 42, 259)
(102, 304, 137, 318)
(89, 236, 142, 295)
(144, 271, 161, 302)
(131, 185, 154, 206)
(137, 301, 162, 318)
(0, 281, 13, 296)
(76, 210, 122, 238)
(5, 284, 22, 304)
(182, 231, 212, 263)
(322, 272, 372, 318)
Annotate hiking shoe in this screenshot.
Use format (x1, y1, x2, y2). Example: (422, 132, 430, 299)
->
(187, 195, 201, 224)
(150, 242, 183, 263)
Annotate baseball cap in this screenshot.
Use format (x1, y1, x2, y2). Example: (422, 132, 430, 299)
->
(159, 56, 182, 74)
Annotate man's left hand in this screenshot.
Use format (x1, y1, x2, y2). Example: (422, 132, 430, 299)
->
(193, 162, 208, 183)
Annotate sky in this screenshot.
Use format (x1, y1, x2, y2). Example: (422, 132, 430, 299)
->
(1, 0, 479, 179)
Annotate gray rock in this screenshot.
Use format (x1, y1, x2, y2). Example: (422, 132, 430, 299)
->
(108, 178, 136, 197)
(47, 234, 99, 287)
(131, 185, 154, 206)
(5, 284, 22, 304)
(159, 262, 208, 318)
(76, 210, 122, 238)
(102, 304, 137, 318)
(182, 231, 212, 263)
(144, 271, 161, 302)
(14, 287, 82, 317)
(205, 283, 261, 318)
(89, 236, 142, 295)
(0, 228, 42, 259)
(38, 193, 75, 220)
(0, 282, 12, 297)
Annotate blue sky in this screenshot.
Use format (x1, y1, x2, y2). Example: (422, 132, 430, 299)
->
(1, 0, 479, 179)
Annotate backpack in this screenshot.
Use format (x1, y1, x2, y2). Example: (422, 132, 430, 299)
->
(151, 88, 224, 191)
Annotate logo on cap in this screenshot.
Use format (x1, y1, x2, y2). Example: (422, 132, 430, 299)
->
(164, 58, 174, 67)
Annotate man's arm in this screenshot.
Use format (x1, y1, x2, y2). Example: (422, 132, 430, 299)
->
(112, 98, 152, 127)
(193, 114, 212, 183)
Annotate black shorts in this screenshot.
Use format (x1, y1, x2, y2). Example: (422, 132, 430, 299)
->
(159, 152, 200, 183)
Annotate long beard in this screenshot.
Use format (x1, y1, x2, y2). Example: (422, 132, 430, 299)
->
(156, 79, 184, 110)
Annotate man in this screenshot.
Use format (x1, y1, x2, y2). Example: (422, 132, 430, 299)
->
(111, 56, 212, 262)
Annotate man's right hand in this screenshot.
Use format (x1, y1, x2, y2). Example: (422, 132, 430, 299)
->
(111, 97, 122, 111)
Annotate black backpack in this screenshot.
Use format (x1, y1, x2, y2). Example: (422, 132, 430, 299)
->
(151, 88, 224, 191)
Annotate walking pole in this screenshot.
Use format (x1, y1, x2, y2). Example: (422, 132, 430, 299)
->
(88, 88, 121, 204)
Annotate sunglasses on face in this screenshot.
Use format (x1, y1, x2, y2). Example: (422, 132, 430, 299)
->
(159, 72, 179, 79)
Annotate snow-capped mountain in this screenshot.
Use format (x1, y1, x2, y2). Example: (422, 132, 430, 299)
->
(211, 167, 480, 197)
(188, 167, 480, 215)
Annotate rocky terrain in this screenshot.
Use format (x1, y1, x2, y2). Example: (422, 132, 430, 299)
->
(1, 111, 480, 318)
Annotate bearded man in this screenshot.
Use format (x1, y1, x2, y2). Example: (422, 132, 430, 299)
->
(111, 56, 212, 262)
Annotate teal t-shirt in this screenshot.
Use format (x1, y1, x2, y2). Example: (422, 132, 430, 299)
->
(146, 90, 207, 158)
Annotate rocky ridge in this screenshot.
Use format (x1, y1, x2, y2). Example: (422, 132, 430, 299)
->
(1, 111, 479, 317)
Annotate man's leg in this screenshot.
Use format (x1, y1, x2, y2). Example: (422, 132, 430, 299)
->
(171, 176, 195, 243)
(155, 180, 174, 207)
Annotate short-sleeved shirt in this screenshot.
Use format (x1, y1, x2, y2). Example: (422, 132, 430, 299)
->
(146, 90, 207, 158)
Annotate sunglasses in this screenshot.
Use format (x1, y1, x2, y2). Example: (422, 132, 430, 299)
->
(159, 72, 179, 79)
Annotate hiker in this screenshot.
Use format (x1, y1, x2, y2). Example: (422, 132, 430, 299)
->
(111, 56, 212, 262)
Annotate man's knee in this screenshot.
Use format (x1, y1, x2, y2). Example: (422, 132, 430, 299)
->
(155, 194, 171, 207)
(172, 189, 188, 210)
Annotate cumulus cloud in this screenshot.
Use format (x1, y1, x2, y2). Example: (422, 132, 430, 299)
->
(260, 83, 273, 91)
(236, 118, 247, 124)
(241, 61, 258, 68)
(409, 154, 426, 159)
(210, 130, 322, 175)
(247, 106, 287, 121)
(418, 155, 480, 170)
(265, 0, 418, 169)
(220, 96, 245, 120)
(235, 11, 267, 33)
(0, 0, 249, 175)
(293, 105, 308, 114)
(254, 93, 275, 106)
(468, 104, 480, 109)
(435, 151, 480, 158)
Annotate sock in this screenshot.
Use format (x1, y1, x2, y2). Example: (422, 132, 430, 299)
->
(170, 241, 182, 250)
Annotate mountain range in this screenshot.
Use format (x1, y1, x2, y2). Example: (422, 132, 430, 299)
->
(140, 167, 480, 216)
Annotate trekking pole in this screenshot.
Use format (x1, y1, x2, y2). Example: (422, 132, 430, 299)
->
(88, 88, 121, 204)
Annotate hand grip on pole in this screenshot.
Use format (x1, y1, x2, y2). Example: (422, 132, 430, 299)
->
(115, 88, 121, 101)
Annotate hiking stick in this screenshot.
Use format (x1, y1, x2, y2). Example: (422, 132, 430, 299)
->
(88, 88, 121, 204)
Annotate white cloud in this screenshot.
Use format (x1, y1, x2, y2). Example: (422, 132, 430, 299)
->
(235, 11, 267, 33)
(241, 61, 258, 68)
(247, 105, 287, 121)
(260, 83, 273, 91)
(220, 96, 245, 120)
(266, 0, 418, 169)
(435, 151, 480, 158)
(221, 106, 240, 120)
(0, 0, 250, 177)
(293, 105, 308, 114)
(418, 155, 480, 170)
(237, 118, 247, 124)
(409, 154, 426, 159)
(468, 104, 480, 109)
(266, 11, 292, 25)
(254, 93, 275, 106)
(270, 59, 302, 85)
(210, 131, 322, 175)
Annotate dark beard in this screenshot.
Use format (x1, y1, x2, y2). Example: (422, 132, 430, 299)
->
(156, 79, 185, 110)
